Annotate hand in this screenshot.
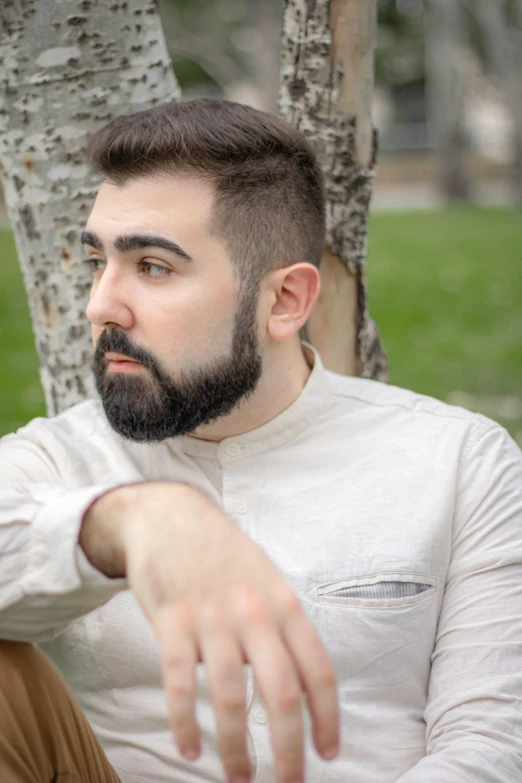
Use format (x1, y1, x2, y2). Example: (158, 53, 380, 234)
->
(82, 481, 339, 783)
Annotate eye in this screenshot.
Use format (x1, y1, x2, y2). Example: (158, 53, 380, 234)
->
(81, 258, 171, 278)
(82, 257, 106, 273)
(136, 261, 171, 278)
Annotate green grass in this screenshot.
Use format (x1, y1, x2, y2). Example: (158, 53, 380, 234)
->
(1, 230, 47, 435)
(366, 207, 522, 443)
(1, 206, 521, 444)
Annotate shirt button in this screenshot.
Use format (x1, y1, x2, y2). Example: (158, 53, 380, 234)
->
(226, 442, 240, 457)
(235, 501, 248, 514)
(254, 708, 268, 724)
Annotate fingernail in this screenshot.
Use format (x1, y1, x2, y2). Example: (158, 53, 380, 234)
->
(322, 745, 339, 760)
(182, 747, 199, 761)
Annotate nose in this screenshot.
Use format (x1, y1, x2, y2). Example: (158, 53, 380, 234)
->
(85, 265, 134, 331)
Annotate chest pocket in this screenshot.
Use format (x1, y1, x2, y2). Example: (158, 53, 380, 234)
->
(303, 572, 439, 689)
(317, 572, 436, 607)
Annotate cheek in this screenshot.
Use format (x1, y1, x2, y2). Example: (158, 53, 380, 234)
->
(141, 282, 237, 363)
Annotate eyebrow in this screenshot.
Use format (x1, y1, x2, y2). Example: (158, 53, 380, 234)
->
(80, 230, 192, 261)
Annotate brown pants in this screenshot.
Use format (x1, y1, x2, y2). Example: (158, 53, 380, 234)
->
(0, 641, 121, 783)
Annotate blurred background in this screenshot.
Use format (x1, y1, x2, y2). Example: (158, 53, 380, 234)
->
(1, 0, 521, 443)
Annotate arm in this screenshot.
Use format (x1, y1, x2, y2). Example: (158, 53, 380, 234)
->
(396, 423, 522, 781)
(0, 427, 340, 783)
(0, 429, 127, 642)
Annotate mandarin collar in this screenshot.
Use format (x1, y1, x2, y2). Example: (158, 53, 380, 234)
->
(171, 343, 330, 462)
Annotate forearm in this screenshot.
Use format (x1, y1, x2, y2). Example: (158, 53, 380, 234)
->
(80, 483, 132, 578)
(0, 476, 201, 642)
(0, 481, 128, 642)
(395, 735, 522, 782)
(80, 480, 197, 577)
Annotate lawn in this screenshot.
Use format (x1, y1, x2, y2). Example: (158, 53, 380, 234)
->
(1, 206, 521, 444)
(366, 207, 522, 444)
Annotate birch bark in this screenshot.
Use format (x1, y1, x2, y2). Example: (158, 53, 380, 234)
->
(0, 0, 179, 415)
(278, 0, 387, 379)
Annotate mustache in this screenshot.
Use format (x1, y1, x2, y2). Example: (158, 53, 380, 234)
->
(94, 330, 158, 372)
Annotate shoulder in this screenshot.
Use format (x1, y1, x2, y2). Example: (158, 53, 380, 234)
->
(3, 398, 108, 446)
(324, 369, 506, 449)
(0, 399, 112, 483)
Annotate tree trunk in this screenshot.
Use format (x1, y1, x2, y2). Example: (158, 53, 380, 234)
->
(424, 0, 472, 202)
(0, 0, 179, 416)
(278, 0, 387, 380)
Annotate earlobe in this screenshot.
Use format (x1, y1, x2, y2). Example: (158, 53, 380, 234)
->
(267, 263, 320, 343)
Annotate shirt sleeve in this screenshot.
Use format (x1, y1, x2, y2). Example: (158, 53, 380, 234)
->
(396, 422, 522, 781)
(0, 427, 128, 643)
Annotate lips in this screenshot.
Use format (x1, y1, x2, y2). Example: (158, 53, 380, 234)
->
(104, 351, 144, 374)
(105, 352, 141, 364)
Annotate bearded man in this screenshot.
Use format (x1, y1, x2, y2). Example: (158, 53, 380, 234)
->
(0, 98, 521, 783)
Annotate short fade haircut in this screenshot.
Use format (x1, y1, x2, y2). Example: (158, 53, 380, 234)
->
(86, 98, 326, 293)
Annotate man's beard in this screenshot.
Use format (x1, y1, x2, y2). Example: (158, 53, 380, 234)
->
(92, 288, 263, 442)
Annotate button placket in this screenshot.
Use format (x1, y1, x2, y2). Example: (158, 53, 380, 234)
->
(253, 707, 268, 724)
(246, 726, 258, 780)
(245, 665, 255, 709)
(221, 448, 250, 519)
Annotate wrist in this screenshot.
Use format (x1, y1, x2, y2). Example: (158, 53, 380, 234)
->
(80, 482, 196, 578)
(80, 485, 130, 578)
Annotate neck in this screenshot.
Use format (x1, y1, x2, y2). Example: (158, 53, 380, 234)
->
(191, 340, 313, 442)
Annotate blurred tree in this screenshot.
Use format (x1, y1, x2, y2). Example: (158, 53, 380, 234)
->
(376, 0, 424, 95)
(158, 0, 282, 110)
(424, 0, 472, 201)
(375, 0, 426, 149)
(0, 0, 179, 414)
(464, 0, 522, 202)
(244, 0, 283, 112)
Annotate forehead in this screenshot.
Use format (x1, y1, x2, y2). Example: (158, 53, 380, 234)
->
(89, 174, 216, 238)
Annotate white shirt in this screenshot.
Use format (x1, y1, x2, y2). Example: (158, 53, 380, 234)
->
(1, 346, 522, 783)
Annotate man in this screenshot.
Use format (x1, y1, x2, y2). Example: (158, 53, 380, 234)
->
(0, 98, 521, 783)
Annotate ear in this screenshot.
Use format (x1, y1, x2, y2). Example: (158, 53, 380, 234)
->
(266, 263, 321, 343)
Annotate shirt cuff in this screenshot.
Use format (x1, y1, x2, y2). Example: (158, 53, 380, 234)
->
(22, 483, 129, 597)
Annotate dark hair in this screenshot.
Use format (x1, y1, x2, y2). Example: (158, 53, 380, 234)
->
(86, 98, 325, 291)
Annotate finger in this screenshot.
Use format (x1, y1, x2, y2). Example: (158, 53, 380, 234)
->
(198, 601, 251, 783)
(283, 609, 340, 760)
(241, 623, 305, 783)
(155, 604, 201, 761)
